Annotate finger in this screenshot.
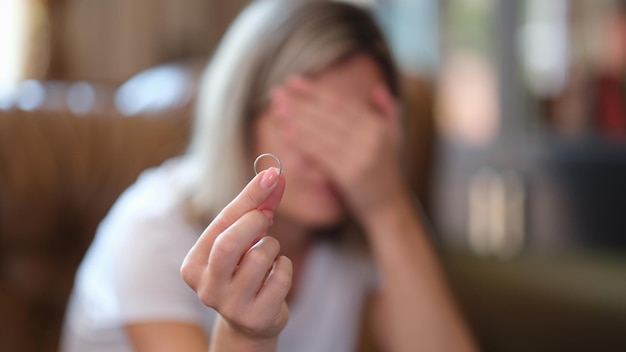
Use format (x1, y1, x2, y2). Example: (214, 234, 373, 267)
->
(290, 75, 398, 126)
(282, 89, 380, 177)
(281, 76, 373, 156)
(230, 236, 281, 299)
(285, 76, 362, 128)
(256, 255, 292, 312)
(290, 113, 350, 160)
(286, 95, 352, 148)
(287, 75, 352, 109)
(286, 76, 388, 140)
(282, 111, 347, 179)
(207, 209, 274, 283)
(186, 168, 285, 264)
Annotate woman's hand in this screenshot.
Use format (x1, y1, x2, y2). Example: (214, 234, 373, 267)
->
(267, 74, 477, 352)
(180, 167, 291, 350)
(273, 76, 408, 225)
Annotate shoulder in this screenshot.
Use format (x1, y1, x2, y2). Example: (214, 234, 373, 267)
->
(88, 157, 199, 264)
(106, 157, 197, 224)
(67, 157, 214, 333)
(105, 157, 202, 275)
(97, 157, 204, 309)
(105, 159, 212, 324)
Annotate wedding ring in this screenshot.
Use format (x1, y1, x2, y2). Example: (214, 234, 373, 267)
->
(254, 153, 282, 176)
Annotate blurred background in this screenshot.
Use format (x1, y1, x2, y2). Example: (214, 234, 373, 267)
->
(1, 0, 626, 351)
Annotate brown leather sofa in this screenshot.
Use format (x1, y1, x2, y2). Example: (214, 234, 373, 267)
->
(0, 63, 197, 351)
(0, 58, 205, 352)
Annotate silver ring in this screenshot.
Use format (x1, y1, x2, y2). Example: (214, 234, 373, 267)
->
(254, 153, 282, 176)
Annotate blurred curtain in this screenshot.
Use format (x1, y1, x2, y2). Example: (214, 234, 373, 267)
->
(46, 0, 251, 84)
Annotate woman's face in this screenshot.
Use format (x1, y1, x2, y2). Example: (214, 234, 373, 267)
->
(253, 54, 387, 228)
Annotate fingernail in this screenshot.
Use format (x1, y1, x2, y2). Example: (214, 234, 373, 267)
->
(260, 167, 280, 189)
(261, 209, 274, 221)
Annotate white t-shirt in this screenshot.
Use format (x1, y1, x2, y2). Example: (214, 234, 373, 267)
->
(61, 158, 377, 352)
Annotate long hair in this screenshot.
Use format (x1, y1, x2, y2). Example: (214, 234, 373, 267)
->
(185, 0, 401, 222)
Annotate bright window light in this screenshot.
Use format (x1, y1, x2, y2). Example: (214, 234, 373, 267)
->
(0, 0, 29, 102)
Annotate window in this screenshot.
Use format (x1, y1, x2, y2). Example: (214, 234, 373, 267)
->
(0, 0, 30, 106)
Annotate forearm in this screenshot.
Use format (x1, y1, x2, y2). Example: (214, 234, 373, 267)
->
(364, 194, 477, 352)
(210, 317, 278, 352)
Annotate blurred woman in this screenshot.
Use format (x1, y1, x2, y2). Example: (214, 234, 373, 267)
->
(62, 1, 476, 351)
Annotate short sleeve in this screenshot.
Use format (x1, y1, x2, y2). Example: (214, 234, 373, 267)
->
(113, 215, 216, 326)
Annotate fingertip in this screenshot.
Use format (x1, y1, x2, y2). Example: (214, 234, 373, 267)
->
(259, 167, 281, 189)
(257, 172, 285, 213)
(261, 209, 274, 221)
(278, 255, 293, 273)
(274, 255, 293, 288)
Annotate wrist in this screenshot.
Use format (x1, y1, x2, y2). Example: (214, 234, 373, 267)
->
(211, 317, 278, 352)
(362, 187, 417, 237)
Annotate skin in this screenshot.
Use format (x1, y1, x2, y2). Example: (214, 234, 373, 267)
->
(129, 54, 478, 352)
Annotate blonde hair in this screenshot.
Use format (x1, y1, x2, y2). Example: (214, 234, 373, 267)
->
(185, 0, 400, 222)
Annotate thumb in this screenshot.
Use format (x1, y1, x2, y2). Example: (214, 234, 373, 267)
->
(256, 167, 286, 217)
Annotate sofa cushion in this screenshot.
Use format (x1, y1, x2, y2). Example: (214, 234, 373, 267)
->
(0, 109, 190, 352)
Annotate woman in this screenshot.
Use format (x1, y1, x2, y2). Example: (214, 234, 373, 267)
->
(62, 1, 476, 351)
